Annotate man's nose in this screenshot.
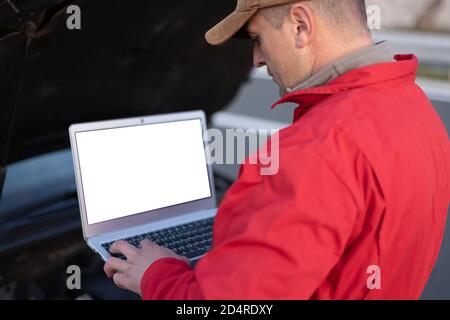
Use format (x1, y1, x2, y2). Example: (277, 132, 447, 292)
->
(253, 45, 266, 68)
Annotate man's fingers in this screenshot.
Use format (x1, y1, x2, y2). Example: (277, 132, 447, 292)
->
(140, 239, 189, 263)
(110, 240, 137, 258)
(104, 257, 128, 278)
(112, 272, 128, 290)
(140, 239, 154, 248)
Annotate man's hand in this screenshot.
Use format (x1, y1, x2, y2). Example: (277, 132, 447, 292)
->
(103, 239, 189, 296)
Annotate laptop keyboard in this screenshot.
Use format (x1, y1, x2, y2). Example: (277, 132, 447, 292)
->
(101, 217, 214, 260)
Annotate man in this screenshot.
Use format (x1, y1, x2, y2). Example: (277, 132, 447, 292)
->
(104, 0, 450, 299)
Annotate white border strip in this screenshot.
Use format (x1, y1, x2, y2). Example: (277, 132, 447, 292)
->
(211, 111, 288, 131)
(417, 79, 450, 103)
(250, 68, 450, 103)
(373, 30, 450, 64)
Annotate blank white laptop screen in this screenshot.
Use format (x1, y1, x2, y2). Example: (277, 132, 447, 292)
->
(75, 119, 212, 225)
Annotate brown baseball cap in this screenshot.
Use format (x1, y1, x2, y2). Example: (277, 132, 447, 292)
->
(205, 0, 299, 45)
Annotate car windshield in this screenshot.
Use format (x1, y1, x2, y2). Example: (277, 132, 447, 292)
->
(0, 149, 76, 221)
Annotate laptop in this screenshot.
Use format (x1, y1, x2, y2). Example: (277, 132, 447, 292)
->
(69, 110, 217, 262)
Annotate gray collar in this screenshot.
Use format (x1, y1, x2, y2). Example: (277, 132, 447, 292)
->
(286, 41, 395, 93)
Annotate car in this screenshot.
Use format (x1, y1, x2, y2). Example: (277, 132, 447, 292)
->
(0, 0, 250, 299)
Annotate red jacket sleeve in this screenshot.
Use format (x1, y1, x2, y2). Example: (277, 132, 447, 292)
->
(141, 258, 204, 299)
(141, 128, 367, 299)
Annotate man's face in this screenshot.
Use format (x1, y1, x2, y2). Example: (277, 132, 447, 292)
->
(247, 10, 313, 96)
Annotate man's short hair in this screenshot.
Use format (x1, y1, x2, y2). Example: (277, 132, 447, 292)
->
(261, 0, 369, 36)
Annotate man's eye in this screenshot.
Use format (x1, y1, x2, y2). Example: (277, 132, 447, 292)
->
(251, 37, 260, 44)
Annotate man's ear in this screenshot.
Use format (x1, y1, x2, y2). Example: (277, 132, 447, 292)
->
(289, 3, 314, 48)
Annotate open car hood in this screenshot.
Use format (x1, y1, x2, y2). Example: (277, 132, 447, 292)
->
(0, 0, 252, 167)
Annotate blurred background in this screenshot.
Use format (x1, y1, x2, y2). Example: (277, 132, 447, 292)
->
(0, 0, 449, 299)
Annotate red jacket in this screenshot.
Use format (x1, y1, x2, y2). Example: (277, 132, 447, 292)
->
(141, 54, 450, 300)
